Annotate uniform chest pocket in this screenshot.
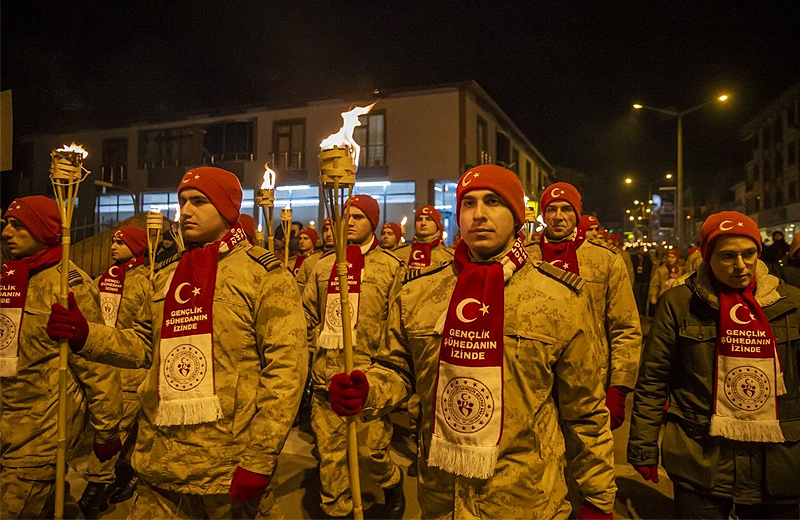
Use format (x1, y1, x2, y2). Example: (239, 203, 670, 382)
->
(677, 324, 717, 376)
(512, 331, 560, 382)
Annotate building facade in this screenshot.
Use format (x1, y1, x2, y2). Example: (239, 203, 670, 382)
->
(15, 81, 552, 243)
(741, 79, 800, 243)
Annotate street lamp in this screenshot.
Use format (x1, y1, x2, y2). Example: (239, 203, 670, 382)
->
(632, 93, 730, 246)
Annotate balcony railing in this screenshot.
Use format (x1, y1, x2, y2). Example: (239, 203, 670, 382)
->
(101, 165, 127, 184)
(269, 151, 306, 172)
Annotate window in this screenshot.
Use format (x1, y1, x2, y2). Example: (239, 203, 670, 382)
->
(138, 126, 197, 170)
(526, 160, 533, 192)
(775, 149, 783, 177)
(101, 138, 128, 184)
(788, 104, 797, 128)
(477, 117, 489, 164)
(763, 126, 771, 149)
(204, 121, 254, 163)
(789, 140, 797, 165)
(496, 132, 510, 166)
(755, 161, 762, 181)
(272, 119, 305, 171)
(96, 194, 136, 227)
(776, 188, 784, 207)
(354, 112, 386, 167)
(790, 181, 798, 203)
(435, 181, 459, 244)
(510, 148, 520, 174)
(775, 116, 783, 143)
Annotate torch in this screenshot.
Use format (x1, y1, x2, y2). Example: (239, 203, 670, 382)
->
(400, 215, 408, 244)
(257, 165, 277, 253)
(49, 143, 90, 520)
(171, 208, 185, 252)
(524, 196, 536, 243)
(280, 203, 292, 265)
(255, 223, 264, 248)
(146, 210, 163, 281)
(318, 102, 375, 520)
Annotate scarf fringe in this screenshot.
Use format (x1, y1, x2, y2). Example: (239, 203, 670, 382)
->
(0, 357, 18, 378)
(318, 329, 358, 350)
(155, 396, 223, 426)
(710, 414, 786, 443)
(428, 434, 499, 480)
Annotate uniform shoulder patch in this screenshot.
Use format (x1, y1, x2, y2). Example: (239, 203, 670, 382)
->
(587, 239, 619, 254)
(533, 260, 586, 293)
(68, 269, 84, 287)
(246, 246, 282, 271)
(154, 252, 183, 272)
(382, 249, 403, 265)
(393, 244, 411, 252)
(402, 260, 452, 285)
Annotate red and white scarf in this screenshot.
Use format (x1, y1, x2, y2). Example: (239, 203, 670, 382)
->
(407, 236, 441, 271)
(429, 237, 527, 479)
(1, 247, 62, 377)
(292, 254, 310, 277)
(98, 256, 145, 327)
(317, 236, 378, 350)
(710, 277, 786, 442)
(539, 229, 585, 276)
(155, 223, 246, 426)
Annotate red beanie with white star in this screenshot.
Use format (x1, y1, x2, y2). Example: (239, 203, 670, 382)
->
(456, 164, 525, 230)
(700, 211, 762, 264)
(6, 196, 61, 247)
(178, 167, 243, 226)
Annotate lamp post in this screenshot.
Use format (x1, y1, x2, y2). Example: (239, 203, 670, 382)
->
(633, 94, 729, 246)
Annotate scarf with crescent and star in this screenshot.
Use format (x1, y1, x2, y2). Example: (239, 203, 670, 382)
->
(539, 227, 586, 276)
(408, 236, 441, 271)
(1, 247, 63, 377)
(98, 255, 145, 327)
(317, 236, 379, 350)
(711, 276, 786, 442)
(155, 222, 246, 426)
(428, 237, 527, 479)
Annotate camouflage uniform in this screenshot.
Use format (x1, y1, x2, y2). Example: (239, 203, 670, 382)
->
(528, 238, 643, 390)
(363, 258, 617, 519)
(294, 250, 322, 296)
(80, 242, 308, 519)
(85, 262, 150, 484)
(1, 262, 122, 519)
(302, 247, 404, 517)
(620, 248, 635, 283)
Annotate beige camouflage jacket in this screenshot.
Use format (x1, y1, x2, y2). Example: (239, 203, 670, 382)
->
(363, 258, 616, 519)
(302, 246, 403, 388)
(1, 262, 122, 476)
(528, 238, 643, 389)
(81, 241, 308, 494)
(294, 250, 323, 296)
(392, 241, 454, 273)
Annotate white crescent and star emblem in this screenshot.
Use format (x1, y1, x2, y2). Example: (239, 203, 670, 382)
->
(550, 187, 564, 198)
(412, 250, 424, 261)
(455, 298, 490, 323)
(108, 266, 120, 277)
(719, 220, 734, 231)
(730, 303, 753, 325)
(461, 171, 480, 187)
(422, 207, 432, 214)
(173, 282, 198, 305)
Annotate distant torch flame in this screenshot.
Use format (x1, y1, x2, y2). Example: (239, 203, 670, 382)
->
(319, 102, 376, 166)
(284, 203, 292, 211)
(261, 166, 277, 190)
(57, 142, 89, 159)
(257, 223, 263, 233)
(173, 209, 180, 223)
(400, 216, 408, 226)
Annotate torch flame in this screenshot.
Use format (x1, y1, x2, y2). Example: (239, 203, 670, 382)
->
(284, 203, 292, 211)
(319, 103, 376, 166)
(56, 142, 89, 159)
(257, 223, 263, 233)
(173, 209, 180, 223)
(261, 165, 277, 190)
(400, 216, 408, 226)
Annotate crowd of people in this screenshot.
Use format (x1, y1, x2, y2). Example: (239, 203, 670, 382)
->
(1, 164, 799, 519)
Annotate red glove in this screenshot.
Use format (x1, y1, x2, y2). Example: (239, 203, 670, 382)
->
(576, 502, 613, 519)
(605, 385, 629, 431)
(230, 466, 270, 502)
(329, 370, 369, 416)
(93, 437, 122, 462)
(47, 292, 89, 351)
(633, 464, 660, 484)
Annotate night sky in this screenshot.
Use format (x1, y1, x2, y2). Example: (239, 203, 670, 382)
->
(3, 2, 799, 223)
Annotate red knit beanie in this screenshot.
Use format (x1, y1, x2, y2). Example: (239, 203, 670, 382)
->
(456, 165, 525, 230)
(347, 195, 380, 231)
(5, 196, 61, 247)
(415, 205, 442, 230)
(700, 211, 762, 264)
(300, 227, 319, 246)
(322, 218, 332, 231)
(687, 246, 699, 257)
(667, 248, 680, 258)
(579, 215, 599, 230)
(178, 167, 242, 226)
(540, 182, 583, 217)
(382, 222, 402, 240)
(113, 226, 147, 256)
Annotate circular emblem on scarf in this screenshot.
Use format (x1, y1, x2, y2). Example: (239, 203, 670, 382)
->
(101, 296, 117, 322)
(0, 315, 15, 351)
(164, 344, 207, 391)
(441, 377, 494, 433)
(325, 299, 355, 328)
(724, 366, 771, 411)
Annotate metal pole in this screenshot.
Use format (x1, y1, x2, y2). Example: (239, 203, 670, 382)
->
(676, 116, 684, 248)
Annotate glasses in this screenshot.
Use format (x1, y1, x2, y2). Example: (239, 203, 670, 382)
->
(716, 249, 758, 266)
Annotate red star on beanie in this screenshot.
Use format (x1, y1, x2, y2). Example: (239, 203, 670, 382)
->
(540, 182, 582, 217)
(113, 226, 148, 256)
(382, 222, 402, 240)
(178, 167, 243, 226)
(415, 205, 442, 230)
(700, 211, 762, 263)
(300, 227, 319, 246)
(6, 196, 61, 246)
(347, 195, 380, 230)
(456, 165, 525, 230)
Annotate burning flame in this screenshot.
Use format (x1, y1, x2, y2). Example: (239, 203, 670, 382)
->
(400, 216, 408, 226)
(57, 142, 89, 159)
(310, 220, 316, 227)
(257, 223, 263, 233)
(173, 209, 180, 223)
(319, 103, 376, 165)
(261, 165, 277, 190)
(284, 203, 292, 211)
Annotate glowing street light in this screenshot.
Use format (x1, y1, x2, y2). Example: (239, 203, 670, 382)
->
(625, 177, 633, 184)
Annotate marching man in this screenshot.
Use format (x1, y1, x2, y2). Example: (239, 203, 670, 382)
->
(289, 227, 319, 278)
(328, 165, 616, 519)
(1, 196, 122, 519)
(393, 205, 454, 272)
(48, 167, 308, 519)
(302, 195, 406, 519)
(81, 226, 150, 516)
(296, 219, 333, 294)
(380, 222, 403, 251)
(529, 182, 642, 430)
